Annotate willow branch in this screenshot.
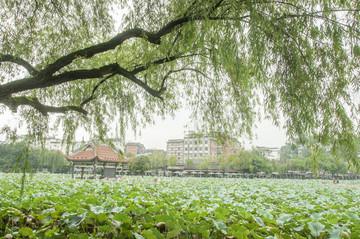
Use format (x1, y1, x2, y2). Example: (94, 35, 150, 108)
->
(159, 67, 209, 91)
(80, 73, 116, 106)
(0, 0, 228, 115)
(1, 96, 88, 116)
(167, 30, 182, 56)
(131, 53, 204, 75)
(38, 0, 225, 79)
(0, 1, 226, 100)
(0, 54, 38, 76)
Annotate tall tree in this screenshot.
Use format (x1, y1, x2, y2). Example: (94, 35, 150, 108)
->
(148, 150, 167, 169)
(216, 154, 230, 172)
(229, 151, 254, 173)
(167, 155, 178, 167)
(1, 1, 360, 167)
(128, 156, 151, 175)
(185, 158, 194, 169)
(198, 155, 212, 171)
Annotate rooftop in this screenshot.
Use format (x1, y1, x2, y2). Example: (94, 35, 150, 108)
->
(64, 144, 119, 163)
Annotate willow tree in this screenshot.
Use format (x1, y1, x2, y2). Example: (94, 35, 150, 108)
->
(1, 1, 360, 167)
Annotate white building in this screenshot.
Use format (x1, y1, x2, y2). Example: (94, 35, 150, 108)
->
(256, 146, 281, 160)
(166, 139, 184, 164)
(183, 134, 218, 164)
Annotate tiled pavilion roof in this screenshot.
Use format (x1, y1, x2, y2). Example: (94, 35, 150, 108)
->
(66, 150, 96, 161)
(64, 144, 119, 163)
(96, 145, 119, 162)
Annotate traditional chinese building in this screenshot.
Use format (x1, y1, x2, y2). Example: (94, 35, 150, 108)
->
(64, 144, 120, 178)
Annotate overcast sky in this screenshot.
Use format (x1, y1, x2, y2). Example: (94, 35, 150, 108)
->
(0, 107, 287, 150)
(122, 108, 288, 150)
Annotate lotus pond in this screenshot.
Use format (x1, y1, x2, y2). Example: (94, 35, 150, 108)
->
(0, 174, 359, 238)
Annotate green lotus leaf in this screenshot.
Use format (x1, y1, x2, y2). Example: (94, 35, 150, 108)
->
(308, 222, 325, 237)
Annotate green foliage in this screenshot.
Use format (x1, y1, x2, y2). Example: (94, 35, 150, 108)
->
(125, 152, 135, 159)
(148, 150, 167, 169)
(128, 156, 151, 174)
(1, 174, 360, 237)
(13, 145, 31, 202)
(276, 142, 348, 175)
(215, 154, 230, 171)
(184, 158, 194, 169)
(1, 0, 360, 168)
(167, 155, 178, 167)
(197, 155, 212, 170)
(0, 143, 67, 173)
(229, 150, 254, 173)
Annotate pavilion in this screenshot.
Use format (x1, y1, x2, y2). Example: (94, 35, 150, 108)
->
(64, 144, 120, 179)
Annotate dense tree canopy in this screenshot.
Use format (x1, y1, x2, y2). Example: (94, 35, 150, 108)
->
(148, 150, 167, 169)
(275, 142, 348, 175)
(1, 1, 360, 166)
(167, 155, 178, 167)
(128, 156, 151, 175)
(0, 143, 67, 173)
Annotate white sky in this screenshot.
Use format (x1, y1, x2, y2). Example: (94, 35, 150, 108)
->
(122, 108, 288, 150)
(0, 107, 288, 151)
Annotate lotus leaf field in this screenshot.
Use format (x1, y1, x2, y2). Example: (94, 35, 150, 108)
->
(0, 174, 360, 238)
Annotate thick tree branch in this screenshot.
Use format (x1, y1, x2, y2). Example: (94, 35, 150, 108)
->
(113, 65, 166, 99)
(0, 54, 38, 76)
(0, 0, 226, 100)
(39, 28, 160, 79)
(0, 0, 228, 115)
(0, 64, 117, 98)
(1, 96, 88, 116)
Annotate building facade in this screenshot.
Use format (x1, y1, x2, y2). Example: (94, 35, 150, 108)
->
(166, 139, 184, 165)
(125, 142, 146, 155)
(183, 134, 218, 165)
(166, 133, 241, 167)
(217, 138, 241, 155)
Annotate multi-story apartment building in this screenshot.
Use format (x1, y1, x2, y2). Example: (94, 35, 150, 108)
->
(183, 134, 218, 164)
(125, 142, 146, 155)
(166, 139, 184, 165)
(166, 133, 242, 167)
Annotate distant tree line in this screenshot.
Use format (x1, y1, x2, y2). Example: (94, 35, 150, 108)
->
(0, 143, 68, 173)
(127, 145, 349, 176)
(273, 143, 348, 176)
(1, 142, 348, 176)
